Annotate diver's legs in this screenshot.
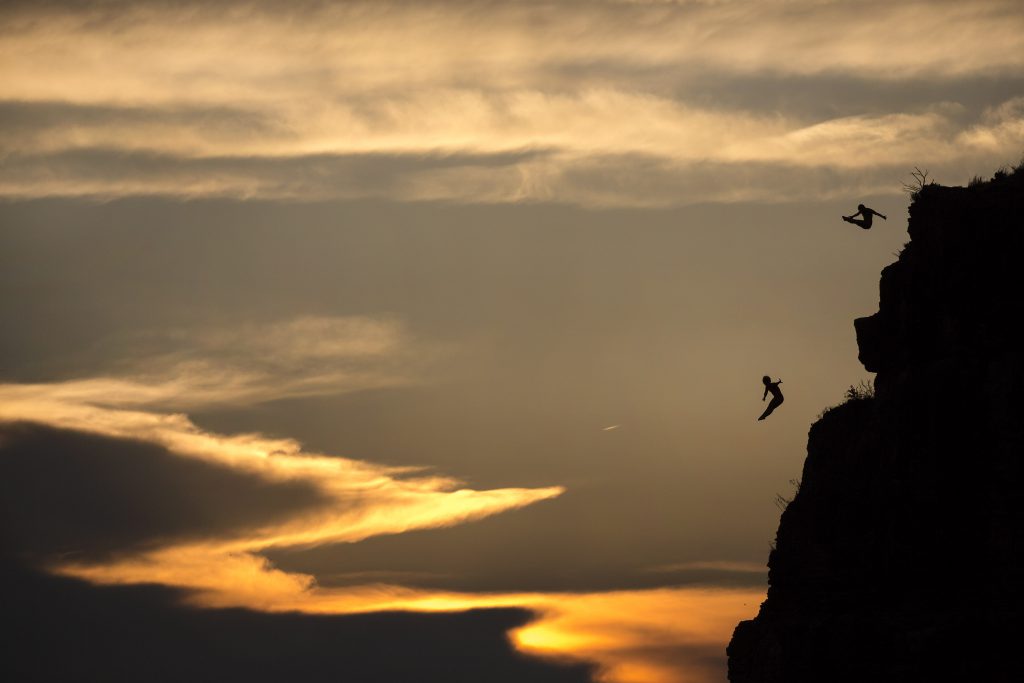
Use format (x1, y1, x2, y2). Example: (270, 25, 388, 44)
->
(758, 396, 784, 421)
(843, 216, 870, 229)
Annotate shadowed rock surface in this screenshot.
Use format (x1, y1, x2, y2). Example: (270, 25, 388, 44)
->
(728, 167, 1024, 682)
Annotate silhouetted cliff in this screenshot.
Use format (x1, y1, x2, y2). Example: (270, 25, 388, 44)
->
(728, 167, 1024, 682)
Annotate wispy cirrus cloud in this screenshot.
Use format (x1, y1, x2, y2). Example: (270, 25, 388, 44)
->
(3, 315, 433, 409)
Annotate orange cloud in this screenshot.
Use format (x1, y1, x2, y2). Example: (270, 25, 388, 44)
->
(0, 398, 564, 550)
(0, 329, 564, 606)
(61, 551, 762, 683)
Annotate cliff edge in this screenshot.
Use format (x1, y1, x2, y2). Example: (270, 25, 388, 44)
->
(727, 167, 1024, 682)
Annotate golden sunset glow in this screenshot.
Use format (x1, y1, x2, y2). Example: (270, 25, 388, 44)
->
(0, 383, 565, 554)
(3, 1, 1019, 682)
(61, 555, 763, 683)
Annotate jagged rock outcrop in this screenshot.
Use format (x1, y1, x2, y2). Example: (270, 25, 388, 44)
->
(727, 168, 1024, 683)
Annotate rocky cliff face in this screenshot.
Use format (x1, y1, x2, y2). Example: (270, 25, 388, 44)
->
(727, 168, 1024, 683)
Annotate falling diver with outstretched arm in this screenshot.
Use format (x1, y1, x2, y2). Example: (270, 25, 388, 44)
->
(758, 376, 784, 421)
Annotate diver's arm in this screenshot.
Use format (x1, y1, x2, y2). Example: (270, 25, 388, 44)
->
(762, 387, 769, 401)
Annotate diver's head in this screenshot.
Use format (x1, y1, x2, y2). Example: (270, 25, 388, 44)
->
(762, 375, 771, 385)
(857, 203, 866, 211)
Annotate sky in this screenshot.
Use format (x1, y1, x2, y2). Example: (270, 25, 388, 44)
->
(1, 1, 1022, 682)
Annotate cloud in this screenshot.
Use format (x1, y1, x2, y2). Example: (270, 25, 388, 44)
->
(260, 526, 771, 596)
(0, 324, 565, 602)
(1, 1, 1022, 204)
(128, 314, 428, 408)
(2, 315, 431, 409)
(0, 146, 553, 202)
(4, 545, 761, 683)
(0, 422, 329, 561)
(4, 1, 1022, 103)
(959, 97, 1024, 154)
(510, 588, 762, 683)
(0, 310, 770, 683)
(4, 135, 1021, 206)
(0, 99, 288, 155)
(0, 398, 564, 555)
(3, 557, 595, 683)
(0, 307, 567, 629)
(0, 353, 761, 683)
(17, 547, 760, 683)
(646, 560, 766, 574)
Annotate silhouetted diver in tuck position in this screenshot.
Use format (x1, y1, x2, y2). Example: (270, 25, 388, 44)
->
(842, 204, 886, 230)
(758, 376, 784, 421)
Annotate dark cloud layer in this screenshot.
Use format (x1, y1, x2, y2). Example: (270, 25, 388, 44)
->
(0, 555, 593, 683)
(0, 422, 329, 561)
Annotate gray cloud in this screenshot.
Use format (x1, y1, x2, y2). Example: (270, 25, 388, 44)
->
(0, 421, 330, 562)
(9, 314, 432, 410)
